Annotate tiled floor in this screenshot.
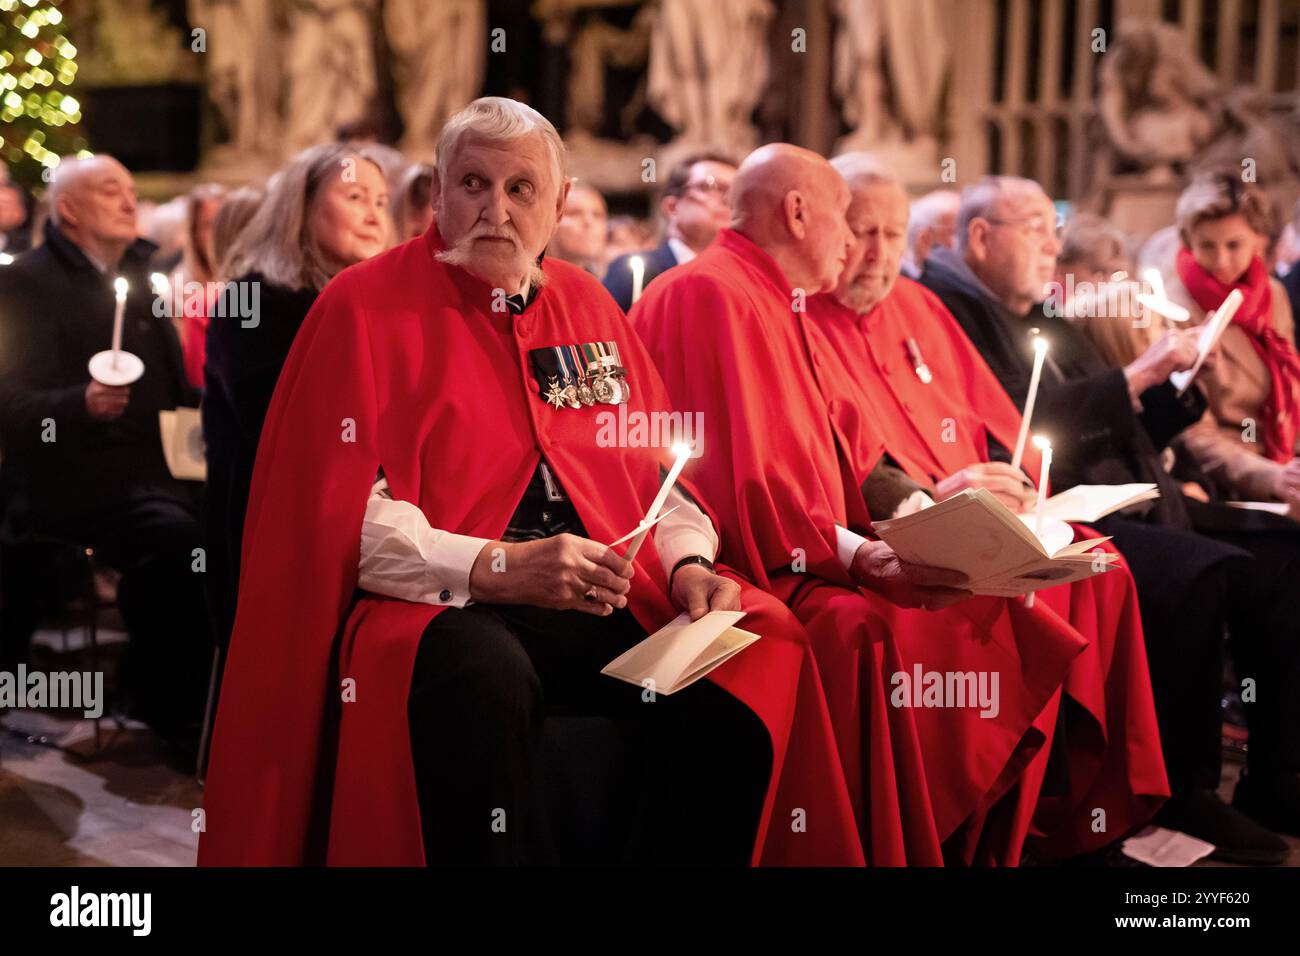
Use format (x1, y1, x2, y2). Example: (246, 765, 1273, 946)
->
(1, 629, 1296, 868)
(0, 627, 200, 866)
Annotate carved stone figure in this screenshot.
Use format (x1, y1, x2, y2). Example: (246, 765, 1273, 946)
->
(646, 0, 774, 155)
(189, 0, 280, 154)
(832, 0, 949, 180)
(384, 0, 487, 163)
(283, 0, 378, 154)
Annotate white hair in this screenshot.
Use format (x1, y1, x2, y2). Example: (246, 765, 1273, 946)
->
(435, 96, 567, 197)
(956, 175, 1043, 252)
(829, 152, 891, 188)
(46, 155, 96, 226)
(907, 189, 961, 252)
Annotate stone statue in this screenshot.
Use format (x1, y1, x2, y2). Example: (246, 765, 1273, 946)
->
(283, 0, 379, 154)
(189, 0, 280, 155)
(384, 0, 487, 164)
(84, 0, 201, 86)
(1099, 19, 1300, 192)
(646, 0, 774, 155)
(565, 8, 653, 139)
(1098, 19, 1219, 182)
(832, 0, 950, 181)
(1091, 18, 1300, 239)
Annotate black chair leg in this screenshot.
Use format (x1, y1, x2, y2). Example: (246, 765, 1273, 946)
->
(196, 645, 224, 787)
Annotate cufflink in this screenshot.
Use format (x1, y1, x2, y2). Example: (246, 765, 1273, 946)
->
(438, 588, 453, 603)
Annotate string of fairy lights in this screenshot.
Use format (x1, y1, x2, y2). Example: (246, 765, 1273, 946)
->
(0, 0, 88, 184)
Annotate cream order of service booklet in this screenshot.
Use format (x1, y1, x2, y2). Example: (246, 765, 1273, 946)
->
(602, 610, 760, 695)
(158, 407, 206, 481)
(1035, 483, 1159, 523)
(872, 488, 1119, 597)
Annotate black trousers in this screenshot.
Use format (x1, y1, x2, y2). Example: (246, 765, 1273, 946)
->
(1101, 502, 1300, 793)
(1186, 499, 1300, 778)
(46, 491, 214, 737)
(406, 602, 773, 866)
(1097, 514, 1247, 794)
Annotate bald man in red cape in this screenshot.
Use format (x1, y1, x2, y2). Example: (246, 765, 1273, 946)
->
(804, 163, 1168, 860)
(199, 99, 861, 866)
(634, 144, 1100, 865)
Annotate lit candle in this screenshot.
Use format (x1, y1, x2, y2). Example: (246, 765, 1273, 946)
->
(1026, 434, 1052, 608)
(111, 276, 128, 368)
(624, 442, 692, 561)
(629, 255, 645, 306)
(1010, 335, 1048, 471)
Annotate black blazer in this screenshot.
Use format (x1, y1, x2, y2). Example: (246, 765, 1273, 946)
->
(0, 221, 197, 530)
(920, 259, 1206, 529)
(603, 242, 679, 313)
(201, 273, 318, 642)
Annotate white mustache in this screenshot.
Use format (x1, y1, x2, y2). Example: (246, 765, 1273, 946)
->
(467, 224, 521, 248)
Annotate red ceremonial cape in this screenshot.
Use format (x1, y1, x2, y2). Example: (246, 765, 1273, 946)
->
(198, 226, 862, 866)
(807, 281, 1168, 857)
(633, 229, 1089, 864)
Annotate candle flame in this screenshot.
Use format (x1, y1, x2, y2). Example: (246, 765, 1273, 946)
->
(1032, 336, 1049, 354)
(113, 276, 128, 297)
(671, 441, 692, 459)
(150, 272, 170, 295)
(1032, 435, 1051, 450)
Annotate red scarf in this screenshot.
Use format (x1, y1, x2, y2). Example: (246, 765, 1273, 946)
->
(1176, 246, 1300, 461)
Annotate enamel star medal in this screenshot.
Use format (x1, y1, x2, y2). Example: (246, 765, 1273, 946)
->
(544, 375, 567, 410)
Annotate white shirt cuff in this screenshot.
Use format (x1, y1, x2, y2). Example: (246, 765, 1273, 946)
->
(359, 482, 492, 607)
(654, 485, 719, 577)
(835, 524, 868, 571)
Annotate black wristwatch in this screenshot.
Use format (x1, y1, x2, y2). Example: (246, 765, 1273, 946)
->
(669, 554, 715, 588)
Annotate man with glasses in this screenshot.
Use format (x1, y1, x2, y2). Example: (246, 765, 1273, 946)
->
(604, 152, 735, 312)
(922, 174, 1299, 864)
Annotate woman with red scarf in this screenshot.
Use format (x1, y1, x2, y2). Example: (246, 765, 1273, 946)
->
(1165, 171, 1300, 509)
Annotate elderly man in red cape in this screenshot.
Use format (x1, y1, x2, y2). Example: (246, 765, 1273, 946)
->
(634, 143, 1146, 865)
(198, 98, 862, 866)
(804, 160, 1169, 860)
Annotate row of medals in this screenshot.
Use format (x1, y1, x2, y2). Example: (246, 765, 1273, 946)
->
(545, 361, 631, 409)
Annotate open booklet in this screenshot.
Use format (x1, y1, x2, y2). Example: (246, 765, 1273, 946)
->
(158, 407, 206, 481)
(872, 488, 1120, 597)
(1033, 483, 1159, 523)
(602, 610, 760, 695)
(1170, 288, 1243, 395)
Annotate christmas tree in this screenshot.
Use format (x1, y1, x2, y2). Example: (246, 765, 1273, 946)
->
(0, 0, 86, 188)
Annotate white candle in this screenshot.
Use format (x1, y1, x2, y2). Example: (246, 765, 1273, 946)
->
(1011, 335, 1048, 471)
(624, 442, 692, 561)
(111, 276, 128, 368)
(1026, 435, 1052, 608)
(629, 255, 645, 306)
(1032, 435, 1052, 535)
